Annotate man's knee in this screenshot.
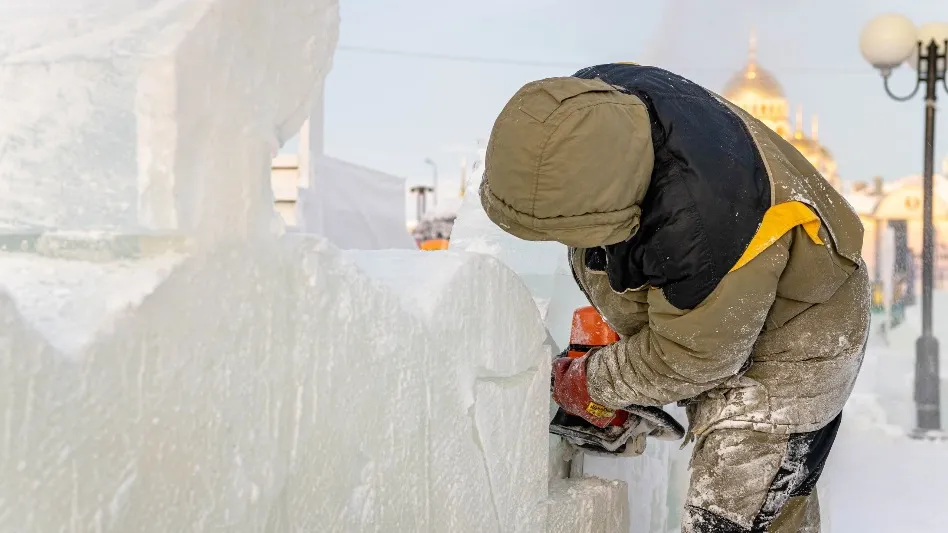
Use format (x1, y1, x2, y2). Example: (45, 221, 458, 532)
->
(683, 414, 840, 532)
(682, 505, 753, 532)
(685, 429, 789, 529)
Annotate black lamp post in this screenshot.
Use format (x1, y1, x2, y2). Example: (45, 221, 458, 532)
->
(860, 15, 947, 436)
(424, 157, 439, 208)
(409, 185, 434, 221)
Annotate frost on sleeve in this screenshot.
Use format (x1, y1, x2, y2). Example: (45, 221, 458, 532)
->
(584, 234, 791, 408)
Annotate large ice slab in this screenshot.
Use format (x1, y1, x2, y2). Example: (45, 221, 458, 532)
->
(0, 239, 556, 531)
(583, 443, 676, 533)
(345, 249, 551, 530)
(547, 478, 630, 533)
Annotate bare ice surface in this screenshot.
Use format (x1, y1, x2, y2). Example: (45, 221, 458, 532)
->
(547, 478, 630, 533)
(0, 252, 182, 356)
(0, 238, 557, 531)
(0, 0, 338, 240)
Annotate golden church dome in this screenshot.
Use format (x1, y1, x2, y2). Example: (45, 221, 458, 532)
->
(721, 30, 790, 136)
(722, 62, 785, 101)
(722, 30, 785, 101)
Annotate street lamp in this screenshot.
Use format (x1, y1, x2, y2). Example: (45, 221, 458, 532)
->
(408, 185, 434, 221)
(424, 157, 439, 207)
(860, 14, 948, 436)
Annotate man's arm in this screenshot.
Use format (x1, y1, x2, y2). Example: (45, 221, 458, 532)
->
(584, 233, 792, 408)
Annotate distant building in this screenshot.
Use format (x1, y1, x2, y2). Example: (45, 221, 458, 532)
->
(270, 115, 415, 250)
(846, 175, 948, 289)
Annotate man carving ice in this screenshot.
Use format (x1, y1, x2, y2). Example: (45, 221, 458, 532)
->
(479, 63, 870, 532)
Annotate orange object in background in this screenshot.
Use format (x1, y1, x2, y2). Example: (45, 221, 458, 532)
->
(567, 306, 619, 358)
(419, 238, 449, 250)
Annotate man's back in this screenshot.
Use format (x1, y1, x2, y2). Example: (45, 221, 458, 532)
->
(562, 63, 869, 436)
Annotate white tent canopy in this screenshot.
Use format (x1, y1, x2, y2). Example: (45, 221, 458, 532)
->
(294, 155, 416, 249)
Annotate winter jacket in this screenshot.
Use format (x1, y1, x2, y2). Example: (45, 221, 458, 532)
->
(479, 63, 871, 438)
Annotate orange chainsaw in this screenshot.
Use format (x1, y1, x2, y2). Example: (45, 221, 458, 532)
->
(547, 306, 685, 456)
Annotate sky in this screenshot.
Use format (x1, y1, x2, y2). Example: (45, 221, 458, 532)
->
(316, 0, 948, 210)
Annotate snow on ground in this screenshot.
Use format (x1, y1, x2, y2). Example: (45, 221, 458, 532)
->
(822, 389, 948, 533)
(818, 293, 948, 533)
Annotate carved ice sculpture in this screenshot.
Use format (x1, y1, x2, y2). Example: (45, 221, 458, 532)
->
(0, 2, 640, 531)
(0, 1, 548, 532)
(0, 0, 338, 244)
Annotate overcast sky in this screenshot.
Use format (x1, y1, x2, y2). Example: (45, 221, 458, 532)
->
(320, 0, 948, 205)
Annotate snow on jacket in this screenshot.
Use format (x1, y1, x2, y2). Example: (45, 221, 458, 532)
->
(479, 63, 871, 438)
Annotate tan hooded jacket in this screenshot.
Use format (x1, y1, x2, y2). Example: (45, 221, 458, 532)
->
(480, 64, 870, 438)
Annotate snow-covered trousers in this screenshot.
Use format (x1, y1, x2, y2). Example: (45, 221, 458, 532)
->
(681, 413, 842, 532)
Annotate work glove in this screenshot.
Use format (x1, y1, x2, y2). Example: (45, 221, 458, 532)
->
(551, 354, 619, 428)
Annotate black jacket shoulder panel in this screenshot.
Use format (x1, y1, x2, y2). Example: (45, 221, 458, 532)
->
(573, 64, 771, 309)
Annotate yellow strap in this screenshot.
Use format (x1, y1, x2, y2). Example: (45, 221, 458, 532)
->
(615, 61, 640, 65)
(729, 201, 824, 273)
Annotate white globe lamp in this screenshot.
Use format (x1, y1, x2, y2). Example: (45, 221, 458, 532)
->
(859, 14, 918, 73)
(906, 22, 948, 70)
